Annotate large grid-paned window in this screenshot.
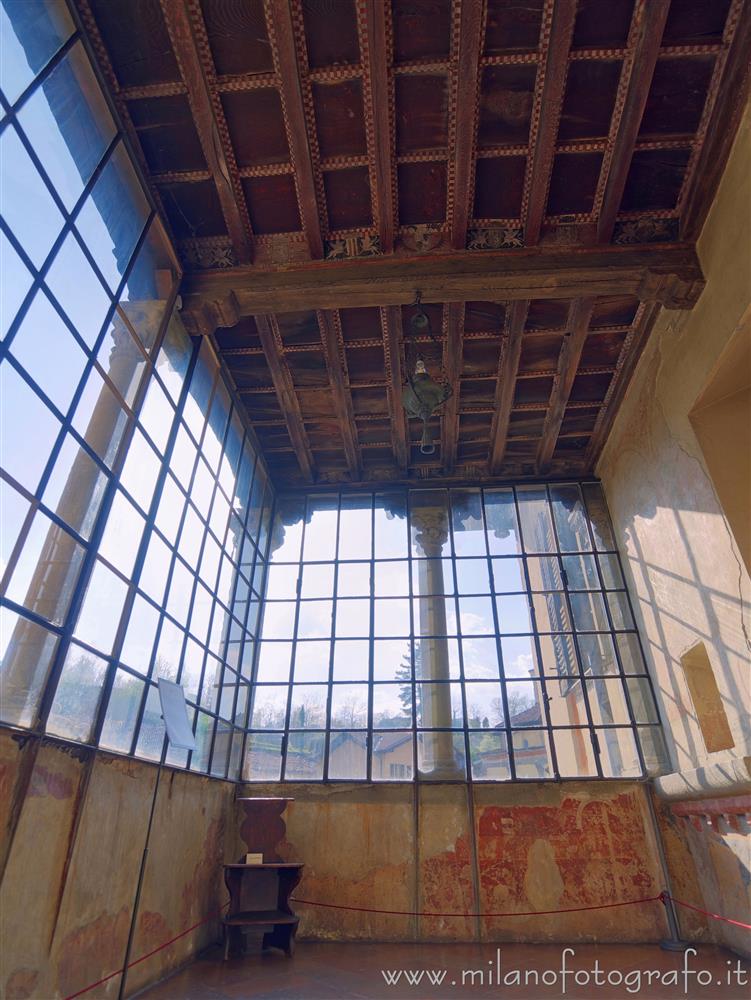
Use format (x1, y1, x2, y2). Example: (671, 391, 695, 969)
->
(246, 484, 669, 782)
(0, 0, 273, 780)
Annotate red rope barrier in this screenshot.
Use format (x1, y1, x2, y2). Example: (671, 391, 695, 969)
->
(62, 903, 228, 1000)
(290, 893, 665, 919)
(61, 890, 750, 1000)
(667, 894, 751, 931)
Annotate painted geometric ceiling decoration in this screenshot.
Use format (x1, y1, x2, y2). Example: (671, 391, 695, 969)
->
(77, 0, 750, 487)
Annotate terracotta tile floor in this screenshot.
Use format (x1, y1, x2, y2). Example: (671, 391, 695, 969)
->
(139, 941, 750, 999)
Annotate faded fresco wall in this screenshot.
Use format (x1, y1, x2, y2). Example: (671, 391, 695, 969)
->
(597, 99, 751, 956)
(243, 780, 673, 944)
(0, 728, 239, 999)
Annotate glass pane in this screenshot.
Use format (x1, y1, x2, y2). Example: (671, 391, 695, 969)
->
(417, 732, 465, 779)
(638, 726, 671, 775)
(562, 553, 598, 590)
(373, 683, 411, 728)
(285, 732, 325, 779)
(586, 677, 630, 725)
(0, 229, 33, 338)
(5, 508, 84, 625)
(549, 484, 590, 552)
(512, 729, 552, 778)
(337, 561, 371, 596)
(484, 488, 520, 555)
(458, 596, 494, 635)
(496, 594, 531, 634)
(139, 376, 173, 453)
(255, 641, 292, 683)
(99, 668, 144, 753)
(297, 599, 332, 639)
(469, 731, 509, 780)
(244, 732, 283, 780)
(18, 42, 116, 210)
(43, 433, 107, 540)
(330, 685, 367, 728)
(581, 482, 616, 550)
(570, 591, 609, 631)
(451, 489, 485, 556)
(335, 598, 370, 637)
(615, 633, 646, 673)
(75, 144, 150, 291)
(532, 592, 571, 632)
(597, 728, 641, 777)
(607, 591, 634, 630)
(0, 125, 64, 267)
(417, 682, 463, 727)
(332, 639, 369, 681)
(578, 632, 617, 675)
(455, 558, 491, 594)
(374, 598, 410, 637)
(119, 427, 161, 513)
(546, 676, 586, 726)
(372, 731, 413, 781)
(190, 712, 213, 773)
(119, 593, 159, 675)
(627, 677, 659, 724)
(10, 290, 88, 415)
(373, 560, 408, 597)
(461, 637, 499, 679)
(554, 729, 597, 777)
(374, 492, 407, 558)
(1, 361, 61, 493)
(156, 312, 192, 400)
(598, 553, 624, 589)
(134, 683, 165, 761)
(293, 640, 330, 682)
(45, 233, 111, 347)
(72, 366, 127, 469)
(412, 558, 453, 595)
(0, 606, 59, 726)
(138, 531, 172, 605)
(516, 486, 556, 553)
(464, 682, 504, 727)
(300, 562, 334, 598)
(492, 557, 525, 592)
(261, 601, 296, 640)
(1, 477, 30, 574)
(373, 638, 409, 681)
(74, 558, 127, 655)
(500, 635, 538, 678)
(98, 488, 144, 578)
(97, 318, 147, 408)
(249, 684, 287, 729)
(46, 641, 108, 742)
(506, 680, 544, 727)
(0, 0, 75, 104)
(338, 494, 371, 560)
(328, 731, 368, 779)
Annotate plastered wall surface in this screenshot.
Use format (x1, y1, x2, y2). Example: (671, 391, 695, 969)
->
(597, 101, 751, 956)
(243, 780, 672, 945)
(0, 728, 239, 999)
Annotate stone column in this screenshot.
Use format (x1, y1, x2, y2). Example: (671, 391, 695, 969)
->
(411, 506, 463, 778)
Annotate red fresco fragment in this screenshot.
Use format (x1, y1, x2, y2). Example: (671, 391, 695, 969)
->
(27, 764, 74, 801)
(57, 906, 130, 996)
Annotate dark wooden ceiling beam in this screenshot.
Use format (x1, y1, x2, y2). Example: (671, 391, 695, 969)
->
(181, 244, 704, 332)
(523, 0, 578, 245)
(254, 315, 315, 482)
(266, 0, 324, 259)
(317, 310, 361, 478)
(160, 0, 253, 264)
(450, 0, 485, 250)
(536, 298, 596, 473)
(595, 1, 671, 243)
(380, 307, 409, 469)
(440, 302, 464, 473)
(360, 0, 395, 254)
(488, 300, 530, 474)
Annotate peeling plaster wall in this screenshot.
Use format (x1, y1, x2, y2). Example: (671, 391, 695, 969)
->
(597, 100, 751, 956)
(244, 781, 671, 944)
(0, 728, 239, 999)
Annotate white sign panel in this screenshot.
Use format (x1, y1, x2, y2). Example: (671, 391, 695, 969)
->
(157, 678, 196, 751)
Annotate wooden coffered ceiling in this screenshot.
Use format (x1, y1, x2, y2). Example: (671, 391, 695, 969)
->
(77, 0, 750, 488)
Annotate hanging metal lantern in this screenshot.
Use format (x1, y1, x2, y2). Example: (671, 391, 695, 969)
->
(401, 293, 453, 454)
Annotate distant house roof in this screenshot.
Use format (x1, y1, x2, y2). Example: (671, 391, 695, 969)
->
(373, 731, 412, 754)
